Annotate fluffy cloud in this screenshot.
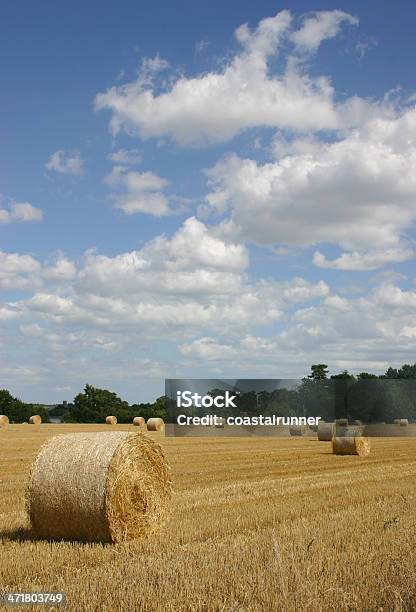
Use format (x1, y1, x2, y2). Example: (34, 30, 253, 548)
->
(45, 150, 84, 175)
(204, 108, 416, 264)
(77, 217, 248, 297)
(313, 247, 413, 271)
(179, 283, 416, 375)
(107, 148, 142, 165)
(0, 201, 43, 223)
(373, 284, 416, 308)
(180, 337, 239, 360)
(20, 323, 119, 353)
(1, 219, 331, 346)
(0, 253, 76, 291)
(95, 10, 367, 146)
(3, 225, 416, 387)
(290, 10, 358, 52)
(42, 257, 77, 282)
(105, 166, 171, 216)
(0, 252, 41, 290)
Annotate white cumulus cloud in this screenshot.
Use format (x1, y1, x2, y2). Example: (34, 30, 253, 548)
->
(204, 108, 416, 264)
(105, 166, 171, 216)
(95, 9, 367, 147)
(0, 201, 43, 224)
(107, 148, 142, 165)
(291, 10, 358, 52)
(45, 150, 84, 175)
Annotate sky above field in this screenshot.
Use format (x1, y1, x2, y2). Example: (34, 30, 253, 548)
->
(2, 0, 416, 403)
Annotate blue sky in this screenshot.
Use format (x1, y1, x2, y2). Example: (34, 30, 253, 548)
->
(1, 1, 416, 403)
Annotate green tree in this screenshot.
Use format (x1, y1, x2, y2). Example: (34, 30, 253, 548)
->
(331, 371, 355, 420)
(308, 364, 329, 380)
(297, 374, 333, 421)
(0, 389, 18, 415)
(67, 384, 129, 423)
(331, 370, 355, 380)
(0, 390, 50, 423)
(357, 372, 379, 380)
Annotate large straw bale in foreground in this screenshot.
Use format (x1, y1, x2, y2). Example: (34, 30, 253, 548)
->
(27, 431, 172, 543)
(0, 415, 9, 429)
(317, 421, 335, 441)
(133, 416, 145, 426)
(106, 415, 117, 425)
(332, 436, 371, 457)
(29, 415, 41, 425)
(147, 418, 165, 432)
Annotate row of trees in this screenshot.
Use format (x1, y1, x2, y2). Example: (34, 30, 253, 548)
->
(52, 385, 167, 423)
(298, 364, 416, 422)
(0, 390, 50, 423)
(2, 362, 416, 423)
(166, 364, 416, 423)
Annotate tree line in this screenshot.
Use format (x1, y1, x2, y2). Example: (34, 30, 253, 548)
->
(0, 390, 51, 423)
(1, 362, 416, 423)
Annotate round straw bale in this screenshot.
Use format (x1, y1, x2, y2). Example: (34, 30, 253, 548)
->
(133, 416, 145, 427)
(29, 415, 42, 425)
(309, 424, 319, 432)
(336, 425, 363, 438)
(106, 415, 117, 425)
(394, 418, 408, 426)
(335, 418, 348, 427)
(0, 415, 9, 429)
(317, 421, 335, 441)
(332, 436, 371, 457)
(289, 425, 303, 436)
(147, 418, 165, 432)
(27, 431, 172, 543)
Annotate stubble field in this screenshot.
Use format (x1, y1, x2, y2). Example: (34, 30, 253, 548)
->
(1, 424, 416, 611)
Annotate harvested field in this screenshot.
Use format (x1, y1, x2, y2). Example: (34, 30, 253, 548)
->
(1, 423, 416, 611)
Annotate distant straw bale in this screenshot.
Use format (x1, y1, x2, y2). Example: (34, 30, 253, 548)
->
(147, 418, 165, 432)
(0, 415, 9, 429)
(335, 418, 348, 427)
(336, 424, 364, 438)
(106, 416, 117, 425)
(332, 436, 371, 457)
(317, 421, 335, 441)
(394, 419, 409, 426)
(27, 431, 172, 543)
(289, 426, 303, 436)
(29, 415, 41, 425)
(133, 417, 145, 427)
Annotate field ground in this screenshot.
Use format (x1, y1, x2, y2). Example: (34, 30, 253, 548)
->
(1, 424, 416, 611)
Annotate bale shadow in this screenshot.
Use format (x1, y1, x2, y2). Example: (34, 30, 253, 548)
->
(0, 526, 35, 542)
(0, 526, 111, 546)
